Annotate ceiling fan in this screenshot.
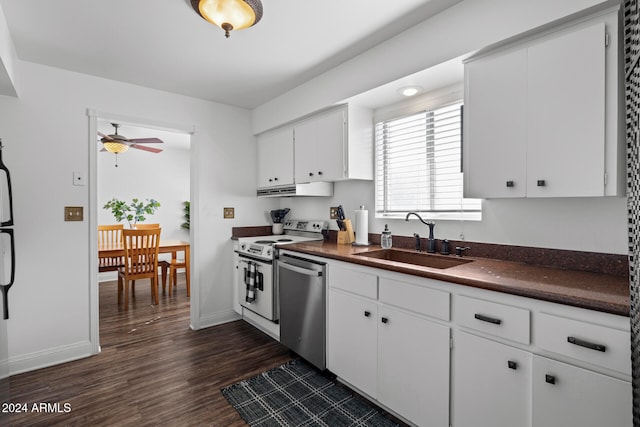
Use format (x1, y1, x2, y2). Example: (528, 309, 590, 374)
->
(98, 123, 164, 166)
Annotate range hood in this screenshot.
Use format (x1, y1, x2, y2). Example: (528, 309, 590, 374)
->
(257, 182, 333, 197)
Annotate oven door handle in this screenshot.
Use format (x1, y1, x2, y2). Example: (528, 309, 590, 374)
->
(279, 261, 322, 277)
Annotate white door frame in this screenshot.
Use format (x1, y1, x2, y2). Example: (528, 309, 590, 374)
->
(86, 109, 198, 354)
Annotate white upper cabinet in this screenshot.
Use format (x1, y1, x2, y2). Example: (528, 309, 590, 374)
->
(464, 10, 623, 198)
(294, 104, 373, 184)
(294, 108, 345, 183)
(464, 48, 528, 198)
(526, 22, 605, 197)
(257, 126, 294, 189)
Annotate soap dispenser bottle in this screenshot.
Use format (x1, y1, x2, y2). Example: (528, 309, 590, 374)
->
(381, 224, 392, 249)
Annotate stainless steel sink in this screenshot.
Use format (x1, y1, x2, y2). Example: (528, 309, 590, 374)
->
(354, 249, 473, 269)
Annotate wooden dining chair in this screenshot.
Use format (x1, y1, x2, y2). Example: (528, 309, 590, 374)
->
(118, 228, 161, 310)
(169, 255, 190, 297)
(134, 223, 160, 229)
(130, 223, 169, 291)
(98, 224, 125, 272)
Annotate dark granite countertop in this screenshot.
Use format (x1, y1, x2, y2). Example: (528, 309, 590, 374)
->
(277, 241, 630, 317)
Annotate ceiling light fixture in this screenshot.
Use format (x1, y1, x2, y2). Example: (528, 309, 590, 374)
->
(190, 0, 263, 38)
(102, 142, 129, 154)
(398, 86, 423, 97)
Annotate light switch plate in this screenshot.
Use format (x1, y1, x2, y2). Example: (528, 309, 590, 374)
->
(64, 206, 83, 221)
(223, 207, 235, 219)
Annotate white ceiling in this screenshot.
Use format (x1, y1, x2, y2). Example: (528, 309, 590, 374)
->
(0, 0, 463, 109)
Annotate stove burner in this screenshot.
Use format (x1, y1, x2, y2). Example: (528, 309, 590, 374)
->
(277, 238, 293, 242)
(254, 240, 276, 245)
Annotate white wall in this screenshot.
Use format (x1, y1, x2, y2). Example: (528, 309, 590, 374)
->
(0, 60, 279, 374)
(255, 0, 627, 255)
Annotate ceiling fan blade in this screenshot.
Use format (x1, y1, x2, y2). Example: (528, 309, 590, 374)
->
(130, 144, 163, 153)
(98, 131, 114, 141)
(129, 137, 164, 144)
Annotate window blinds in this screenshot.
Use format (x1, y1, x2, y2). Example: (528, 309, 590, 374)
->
(375, 101, 481, 220)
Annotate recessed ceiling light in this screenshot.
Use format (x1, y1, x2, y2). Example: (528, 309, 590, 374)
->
(398, 86, 423, 97)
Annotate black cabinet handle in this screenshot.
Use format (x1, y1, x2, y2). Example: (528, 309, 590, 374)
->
(274, 177, 278, 181)
(318, 171, 323, 176)
(381, 317, 389, 324)
(474, 313, 502, 325)
(268, 178, 273, 182)
(545, 374, 556, 385)
(508, 360, 518, 370)
(506, 180, 514, 187)
(364, 310, 371, 317)
(309, 172, 314, 177)
(567, 336, 606, 353)
(537, 180, 546, 187)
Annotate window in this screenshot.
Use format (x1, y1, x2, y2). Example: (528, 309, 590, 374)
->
(375, 100, 481, 220)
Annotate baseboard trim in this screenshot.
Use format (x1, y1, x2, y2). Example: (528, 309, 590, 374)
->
(194, 309, 240, 330)
(9, 340, 96, 376)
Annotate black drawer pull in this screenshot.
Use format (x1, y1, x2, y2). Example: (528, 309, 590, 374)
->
(506, 180, 514, 187)
(508, 360, 518, 370)
(537, 179, 546, 187)
(364, 310, 371, 317)
(545, 374, 556, 385)
(474, 313, 502, 325)
(567, 336, 606, 352)
(381, 317, 389, 324)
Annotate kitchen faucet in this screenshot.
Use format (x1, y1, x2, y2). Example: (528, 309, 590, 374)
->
(405, 212, 436, 253)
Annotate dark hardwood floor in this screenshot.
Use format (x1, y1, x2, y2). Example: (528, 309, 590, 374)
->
(8, 275, 292, 426)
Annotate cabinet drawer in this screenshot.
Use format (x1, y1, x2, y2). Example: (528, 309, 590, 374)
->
(535, 312, 631, 375)
(379, 277, 449, 321)
(456, 295, 530, 344)
(329, 265, 377, 299)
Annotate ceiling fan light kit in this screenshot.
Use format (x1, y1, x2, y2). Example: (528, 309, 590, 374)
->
(102, 142, 129, 154)
(190, 0, 263, 38)
(99, 123, 164, 167)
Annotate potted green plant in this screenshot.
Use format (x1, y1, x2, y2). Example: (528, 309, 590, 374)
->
(181, 201, 190, 230)
(103, 197, 161, 228)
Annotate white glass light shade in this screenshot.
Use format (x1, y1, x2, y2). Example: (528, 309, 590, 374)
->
(193, 0, 263, 37)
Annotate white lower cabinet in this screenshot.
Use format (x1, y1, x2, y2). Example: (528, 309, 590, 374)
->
(327, 290, 378, 398)
(453, 331, 532, 427)
(532, 355, 632, 427)
(325, 261, 632, 427)
(378, 305, 450, 427)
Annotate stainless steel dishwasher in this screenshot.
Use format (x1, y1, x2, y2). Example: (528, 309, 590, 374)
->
(277, 253, 326, 370)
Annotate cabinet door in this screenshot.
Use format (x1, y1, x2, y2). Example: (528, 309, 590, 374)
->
(527, 22, 606, 197)
(313, 108, 345, 182)
(532, 356, 632, 427)
(378, 305, 450, 427)
(453, 331, 532, 427)
(327, 290, 378, 398)
(463, 48, 527, 198)
(257, 127, 294, 188)
(294, 109, 345, 183)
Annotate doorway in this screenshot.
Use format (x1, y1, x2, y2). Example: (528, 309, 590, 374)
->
(88, 110, 195, 352)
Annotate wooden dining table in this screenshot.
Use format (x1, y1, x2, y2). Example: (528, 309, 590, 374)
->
(98, 239, 190, 294)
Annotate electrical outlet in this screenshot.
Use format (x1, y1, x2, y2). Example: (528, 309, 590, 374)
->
(223, 207, 235, 219)
(330, 207, 339, 219)
(64, 206, 83, 221)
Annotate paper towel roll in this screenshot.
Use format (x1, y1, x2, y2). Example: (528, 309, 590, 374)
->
(355, 205, 369, 245)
